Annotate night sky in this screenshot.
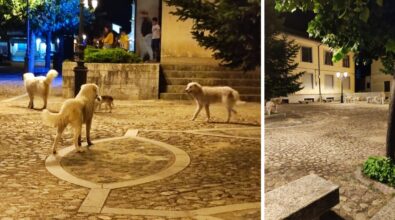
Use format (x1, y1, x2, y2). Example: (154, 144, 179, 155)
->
(94, 0, 133, 34)
(282, 10, 314, 37)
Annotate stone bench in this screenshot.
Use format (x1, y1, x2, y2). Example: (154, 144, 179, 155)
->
(265, 174, 339, 220)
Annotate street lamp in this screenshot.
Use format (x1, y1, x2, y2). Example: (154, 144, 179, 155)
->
(336, 72, 348, 103)
(73, 0, 97, 96)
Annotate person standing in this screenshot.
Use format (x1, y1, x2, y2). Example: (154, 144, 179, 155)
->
(119, 30, 130, 51)
(102, 26, 114, 49)
(141, 11, 153, 61)
(151, 17, 161, 62)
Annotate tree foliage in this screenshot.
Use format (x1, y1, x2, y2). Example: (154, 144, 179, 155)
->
(265, 0, 304, 100)
(275, 0, 395, 73)
(164, 0, 260, 71)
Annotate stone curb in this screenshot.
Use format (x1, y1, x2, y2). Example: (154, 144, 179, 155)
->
(354, 167, 395, 195)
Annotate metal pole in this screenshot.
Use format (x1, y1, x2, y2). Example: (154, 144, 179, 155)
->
(24, 0, 30, 73)
(341, 77, 344, 103)
(73, 0, 88, 97)
(317, 43, 323, 102)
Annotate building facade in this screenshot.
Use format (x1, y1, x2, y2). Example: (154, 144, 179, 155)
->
(368, 59, 392, 96)
(284, 34, 355, 103)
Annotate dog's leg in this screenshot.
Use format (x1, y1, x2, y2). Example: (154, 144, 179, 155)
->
(192, 104, 203, 121)
(109, 103, 112, 113)
(28, 95, 34, 109)
(204, 104, 211, 122)
(52, 125, 66, 154)
(86, 119, 93, 146)
(73, 125, 83, 152)
(226, 107, 232, 123)
(42, 91, 48, 109)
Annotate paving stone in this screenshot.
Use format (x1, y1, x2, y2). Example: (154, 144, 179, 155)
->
(265, 103, 394, 219)
(0, 91, 260, 219)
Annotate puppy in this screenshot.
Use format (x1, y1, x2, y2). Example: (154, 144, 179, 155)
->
(42, 84, 101, 154)
(97, 95, 114, 113)
(185, 82, 244, 122)
(23, 69, 58, 109)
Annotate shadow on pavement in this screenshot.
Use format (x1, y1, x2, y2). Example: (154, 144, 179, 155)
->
(209, 121, 261, 126)
(320, 211, 345, 220)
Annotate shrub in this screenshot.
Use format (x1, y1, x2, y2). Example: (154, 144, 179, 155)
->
(84, 47, 142, 63)
(362, 156, 395, 186)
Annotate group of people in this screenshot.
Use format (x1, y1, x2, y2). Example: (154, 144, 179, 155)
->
(97, 26, 130, 51)
(95, 11, 161, 62)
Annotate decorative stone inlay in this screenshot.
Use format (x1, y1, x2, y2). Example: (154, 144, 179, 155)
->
(61, 138, 175, 183)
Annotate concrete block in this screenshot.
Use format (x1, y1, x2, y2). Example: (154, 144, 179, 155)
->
(265, 174, 339, 220)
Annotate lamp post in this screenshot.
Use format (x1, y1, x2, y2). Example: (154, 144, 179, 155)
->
(336, 72, 348, 103)
(73, 0, 97, 96)
(24, 0, 30, 73)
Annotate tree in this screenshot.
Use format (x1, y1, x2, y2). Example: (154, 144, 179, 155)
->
(265, 0, 304, 100)
(276, 0, 395, 160)
(30, 0, 94, 70)
(1, 0, 93, 71)
(164, 0, 260, 71)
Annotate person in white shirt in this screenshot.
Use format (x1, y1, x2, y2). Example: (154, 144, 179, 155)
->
(151, 17, 161, 62)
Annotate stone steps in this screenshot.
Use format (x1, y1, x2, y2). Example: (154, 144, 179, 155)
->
(164, 78, 261, 87)
(160, 93, 261, 102)
(165, 85, 261, 94)
(162, 70, 261, 79)
(159, 64, 261, 102)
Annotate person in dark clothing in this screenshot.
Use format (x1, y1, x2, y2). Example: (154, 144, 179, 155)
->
(140, 11, 153, 60)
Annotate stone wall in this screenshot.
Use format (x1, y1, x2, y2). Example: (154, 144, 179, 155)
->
(62, 62, 159, 100)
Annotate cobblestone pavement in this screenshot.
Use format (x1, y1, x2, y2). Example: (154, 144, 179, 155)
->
(265, 103, 393, 220)
(0, 87, 261, 220)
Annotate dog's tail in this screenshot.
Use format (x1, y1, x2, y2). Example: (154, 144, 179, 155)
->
(45, 69, 58, 84)
(232, 90, 246, 105)
(42, 109, 60, 127)
(23, 73, 35, 81)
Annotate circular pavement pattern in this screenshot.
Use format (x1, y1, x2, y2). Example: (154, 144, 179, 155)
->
(61, 138, 175, 183)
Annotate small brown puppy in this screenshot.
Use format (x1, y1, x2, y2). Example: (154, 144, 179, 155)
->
(97, 95, 114, 113)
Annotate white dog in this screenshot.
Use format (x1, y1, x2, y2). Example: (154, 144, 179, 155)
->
(185, 82, 244, 122)
(23, 69, 58, 109)
(266, 101, 277, 115)
(266, 97, 282, 115)
(42, 84, 101, 154)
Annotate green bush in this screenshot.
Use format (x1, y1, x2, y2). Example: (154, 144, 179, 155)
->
(362, 156, 395, 186)
(84, 47, 142, 63)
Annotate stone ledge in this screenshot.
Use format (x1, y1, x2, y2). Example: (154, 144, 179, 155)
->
(265, 174, 339, 220)
(62, 62, 159, 100)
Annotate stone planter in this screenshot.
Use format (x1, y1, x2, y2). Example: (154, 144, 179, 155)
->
(62, 62, 159, 100)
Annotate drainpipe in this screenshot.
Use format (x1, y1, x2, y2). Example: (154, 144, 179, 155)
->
(317, 43, 323, 102)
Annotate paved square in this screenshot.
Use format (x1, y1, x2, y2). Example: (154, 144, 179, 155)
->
(0, 89, 260, 219)
(265, 103, 393, 219)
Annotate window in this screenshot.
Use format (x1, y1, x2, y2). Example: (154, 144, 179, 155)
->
(344, 77, 350, 90)
(301, 47, 313, 63)
(385, 81, 391, 92)
(324, 51, 333, 66)
(343, 55, 350, 68)
(303, 73, 314, 89)
(325, 75, 334, 89)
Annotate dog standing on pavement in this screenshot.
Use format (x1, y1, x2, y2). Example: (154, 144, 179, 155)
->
(42, 84, 101, 154)
(185, 82, 244, 122)
(23, 69, 58, 109)
(266, 97, 282, 115)
(96, 95, 114, 113)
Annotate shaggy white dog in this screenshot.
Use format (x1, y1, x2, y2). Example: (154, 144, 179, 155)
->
(23, 69, 58, 109)
(185, 82, 244, 122)
(42, 84, 101, 154)
(266, 97, 282, 115)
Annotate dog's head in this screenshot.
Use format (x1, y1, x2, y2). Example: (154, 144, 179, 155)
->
(185, 82, 203, 95)
(78, 84, 101, 102)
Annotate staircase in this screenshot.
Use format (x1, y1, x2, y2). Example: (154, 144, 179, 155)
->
(159, 64, 261, 102)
